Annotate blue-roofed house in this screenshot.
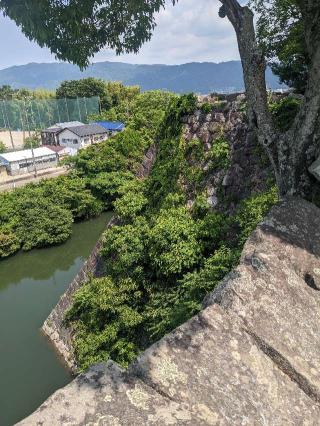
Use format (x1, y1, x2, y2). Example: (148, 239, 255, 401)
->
(92, 121, 125, 137)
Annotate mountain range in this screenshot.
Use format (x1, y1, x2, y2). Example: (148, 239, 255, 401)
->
(0, 60, 284, 94)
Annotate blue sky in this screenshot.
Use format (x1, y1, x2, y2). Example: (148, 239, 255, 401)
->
(0, 0, 240, 70)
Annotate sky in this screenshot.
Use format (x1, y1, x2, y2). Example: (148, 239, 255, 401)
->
(0, 0, 240, 70)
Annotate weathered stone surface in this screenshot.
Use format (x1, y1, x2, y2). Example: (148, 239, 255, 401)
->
(19, 362, 197, 426)
(21, 198, 320, 424)
(205, 197, 320, 400)
(309, 156, 320, 182)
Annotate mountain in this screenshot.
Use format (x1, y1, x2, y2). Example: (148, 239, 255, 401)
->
(0, 60, 284, 93)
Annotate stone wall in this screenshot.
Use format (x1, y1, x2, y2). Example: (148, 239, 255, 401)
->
(42, 145, 157, 371)
(183, 94, 273, 212)
(20, 198, 320, 425)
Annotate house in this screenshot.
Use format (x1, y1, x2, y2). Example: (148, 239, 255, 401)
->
(92, 121, 125, 137)
(0, 147, 58, 176)
(41, 121, 84, 145)
(57, 124, 108, 150)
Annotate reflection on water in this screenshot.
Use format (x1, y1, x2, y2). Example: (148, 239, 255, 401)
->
(0, 212, 112, 426)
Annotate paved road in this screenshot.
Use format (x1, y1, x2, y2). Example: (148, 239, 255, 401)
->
(0, 167, 68, 192)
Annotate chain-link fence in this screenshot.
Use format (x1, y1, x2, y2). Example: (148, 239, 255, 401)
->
(0, 97, 100, 131)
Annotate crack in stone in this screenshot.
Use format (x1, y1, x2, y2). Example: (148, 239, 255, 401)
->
(245, 328, 320, 405)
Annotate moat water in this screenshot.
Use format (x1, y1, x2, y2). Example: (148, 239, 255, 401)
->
(0, 212, 112, 426)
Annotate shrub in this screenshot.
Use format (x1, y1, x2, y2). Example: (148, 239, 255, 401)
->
(270, 97, 301, 131)
(198, 211, 230, 252)
(65, 276, 144, 370)
(235, 186, 278, 245)
(101, 217, 149, 279)
(148, 206, 201, 277)
(89, 171, 135, 208)
(207, 137, 230, 170)
(114, 190, 148, 221)
(0, 141, 6, 153)
(16, 198, 73, 250)
(145, 246, 239, 340)
(0, 227, 20, 257)
(23, 135, 41, 149)
(200, 103, 212, 113)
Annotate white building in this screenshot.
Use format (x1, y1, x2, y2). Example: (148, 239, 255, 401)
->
(41, 121, 84, 145)
(57, 124, 108, 150)
(0, 147, 58, 176)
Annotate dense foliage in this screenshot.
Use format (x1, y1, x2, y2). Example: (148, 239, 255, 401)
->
(252, 0, 308, 93)
(0, 90, 173, 259)
(56, 79, 139, 111)
(66, 94, 279, 371)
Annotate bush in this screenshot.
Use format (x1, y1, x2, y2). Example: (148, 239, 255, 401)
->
(101, 217, 149, 279)
(235, 186, 278, 245)
(148, 207, 201, 277)
(207, 137, 230, 170)
(0, 228, 20, 257)
(16, 198, 73, 250)
(40, 175, 104, 220)
(145, 246, 239, 340)
(270, 97, 301, 131)
(23, 135, 41, 149)
(200, 103, 212, 113)
(0, 141, 6, 153)
(89, 171, 135, 208)
(65, 276, 144, 370)
(198, 211, 230, 252)
(114, 190, 148, 221)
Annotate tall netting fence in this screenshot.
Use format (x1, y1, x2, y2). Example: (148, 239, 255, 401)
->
(0, 97, 100, 131)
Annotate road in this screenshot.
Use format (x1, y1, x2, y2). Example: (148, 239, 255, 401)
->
(0, 167, 68, 192)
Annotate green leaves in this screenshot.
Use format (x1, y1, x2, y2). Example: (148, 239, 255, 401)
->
(65, 276, 144, 369)
(148, 206, 202, 277)
(251, 0, 308, 92)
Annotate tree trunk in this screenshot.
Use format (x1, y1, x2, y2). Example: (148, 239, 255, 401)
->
(219, 0, 320, 199)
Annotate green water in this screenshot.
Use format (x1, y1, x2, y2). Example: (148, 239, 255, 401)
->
(0, 212, 112, 426)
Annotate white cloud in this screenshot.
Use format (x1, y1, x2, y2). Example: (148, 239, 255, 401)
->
(91, 0, 240, 65)
(0, 0, 241, 69)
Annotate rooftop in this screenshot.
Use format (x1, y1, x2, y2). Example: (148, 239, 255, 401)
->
(0, 147, 55, 163)
(94, 121, 125, 131)
(45, 121, 84, 132)
(59, 124, 107, 137)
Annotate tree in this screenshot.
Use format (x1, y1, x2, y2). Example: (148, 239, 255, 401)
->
(2, 0, 320, 198)
(0, 141, 6, 153)
(56, 78, 111, 110)
(252, 0, 308, 93)
(23, 135, 41, 149)
(217, 0, 320, 198)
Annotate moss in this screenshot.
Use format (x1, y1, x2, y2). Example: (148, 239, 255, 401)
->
(270, 96, 301, 131)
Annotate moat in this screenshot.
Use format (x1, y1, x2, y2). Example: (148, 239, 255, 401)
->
(0, 212, 112, 426)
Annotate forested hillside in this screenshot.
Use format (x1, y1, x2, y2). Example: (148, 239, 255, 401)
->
(0, 60, 284, 93)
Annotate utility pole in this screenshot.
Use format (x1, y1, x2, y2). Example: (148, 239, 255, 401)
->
(30, 139, 37, 178)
